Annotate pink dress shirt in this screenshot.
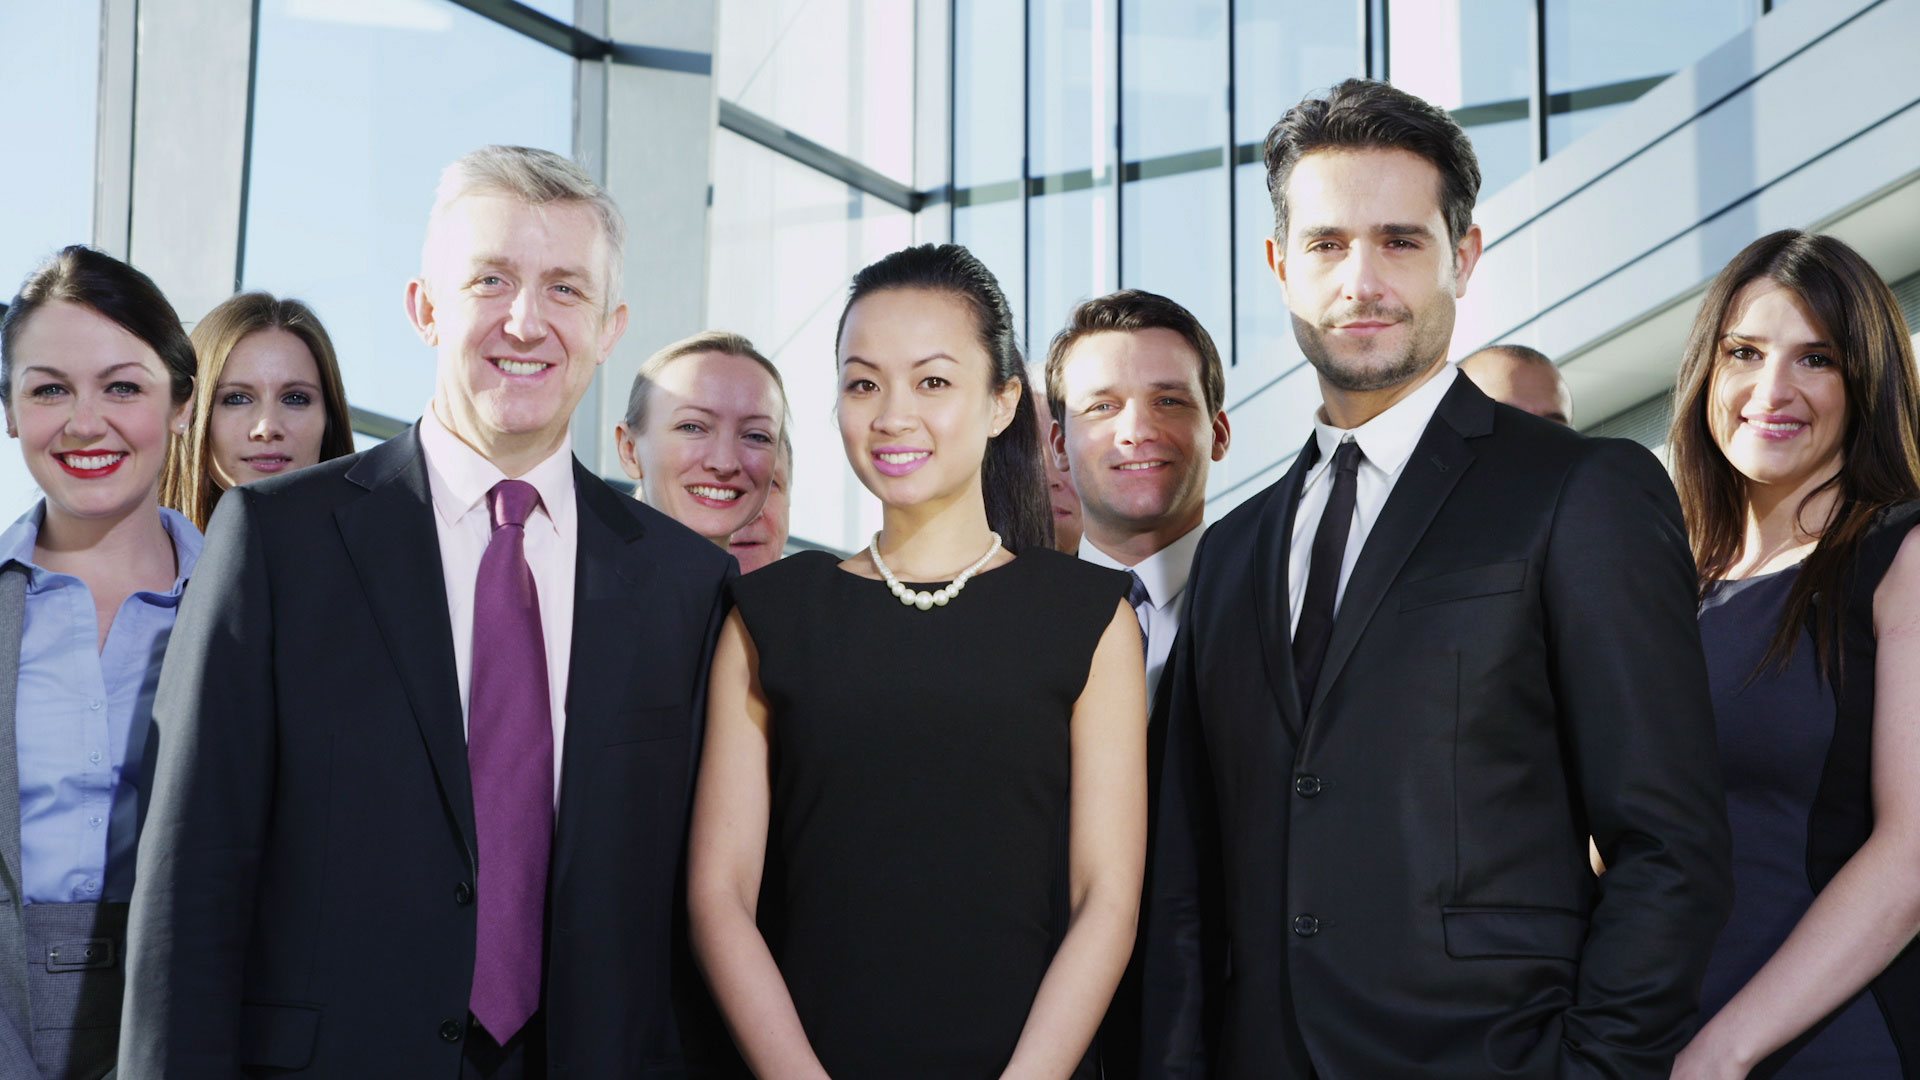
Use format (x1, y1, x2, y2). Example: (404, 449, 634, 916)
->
(419, 406, 577, 803)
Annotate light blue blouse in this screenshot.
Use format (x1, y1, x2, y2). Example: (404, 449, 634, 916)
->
(0, 502, 202, 905)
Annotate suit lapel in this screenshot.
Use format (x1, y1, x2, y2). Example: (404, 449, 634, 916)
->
(1305, 376, 1492, 724)
(551, 466, 653, 888)
(1255, 435, 1319, 740)
(334, 428, 475, 864)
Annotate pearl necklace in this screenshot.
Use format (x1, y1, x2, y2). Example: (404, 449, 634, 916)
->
(868, 531, 1003, 611)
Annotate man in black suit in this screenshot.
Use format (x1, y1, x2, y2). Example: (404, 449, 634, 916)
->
(1139, 79, 1732, 1078)
(120, 146, 736, 1077)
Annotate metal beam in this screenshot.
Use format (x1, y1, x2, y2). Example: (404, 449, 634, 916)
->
(350, 405, 410, 441)
(442, 0, 610, 59)
(718, 99, 925, 213)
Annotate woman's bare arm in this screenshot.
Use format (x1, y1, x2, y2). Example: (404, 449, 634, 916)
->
(687, 610, 830, 1080)
(1001, 601, 1150, 1080)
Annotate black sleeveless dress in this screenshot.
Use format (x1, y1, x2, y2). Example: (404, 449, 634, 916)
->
(730, 546, 1131, 1079)
(1696, 503, 1920, 1077)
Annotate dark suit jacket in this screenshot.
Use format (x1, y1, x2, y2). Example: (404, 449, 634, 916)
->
(1138, 375, 1734, 1079)
(119, 428, 736, 1078)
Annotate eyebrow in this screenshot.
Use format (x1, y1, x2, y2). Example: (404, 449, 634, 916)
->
(673, 404, 776, 423)
(1079, 379, 1198, 399)
(1297, 223, 1435, 242)
(216, 379, 323, 393)
(1723, 332, 1834, 349)
(842, 353, 959, 370)
(471, 255, 596, 283)
(19, 361, 152, 380)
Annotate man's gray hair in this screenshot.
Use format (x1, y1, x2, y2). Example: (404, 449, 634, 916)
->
(424, 145, 627, 308)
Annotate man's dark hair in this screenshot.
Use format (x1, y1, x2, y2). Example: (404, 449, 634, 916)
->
(1263, 77, 1482, 248)
(1044, 289, 1226, 425)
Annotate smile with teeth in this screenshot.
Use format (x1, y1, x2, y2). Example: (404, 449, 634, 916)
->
(877, 451, 929, 465)
(58, 452, 126, 470)
(492, 358, 549, 376)
(688, 485, 741, 502)
(1746, 419, 1805, 433)
(1116, 461, 1165, 471)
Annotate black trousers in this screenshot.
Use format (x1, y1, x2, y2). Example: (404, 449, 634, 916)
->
(462, 1010, 547, 1080)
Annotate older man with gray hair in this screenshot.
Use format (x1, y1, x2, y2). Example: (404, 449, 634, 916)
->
(121, 146, 735, 1078)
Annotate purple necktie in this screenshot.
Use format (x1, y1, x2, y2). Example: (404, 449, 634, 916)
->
(467, 479, 554, 1043)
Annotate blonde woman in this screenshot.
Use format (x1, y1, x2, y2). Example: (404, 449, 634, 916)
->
(614, 330, 789, 548)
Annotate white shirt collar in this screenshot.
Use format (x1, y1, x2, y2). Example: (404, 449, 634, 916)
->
(1310, 362, 1458, 476)
(419, 405, 575, 536)
(1078, 520, 1207, 610)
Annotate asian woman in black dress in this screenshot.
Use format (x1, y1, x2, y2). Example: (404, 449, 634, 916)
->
(1668, 230, 1920, 1078)
(689, 244, 1147, 1079)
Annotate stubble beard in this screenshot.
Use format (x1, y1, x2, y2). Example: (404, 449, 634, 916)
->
(1293, 302, 1453, 394)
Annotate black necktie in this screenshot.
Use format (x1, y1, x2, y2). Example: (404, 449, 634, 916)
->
(1293, 439, 1362, 710)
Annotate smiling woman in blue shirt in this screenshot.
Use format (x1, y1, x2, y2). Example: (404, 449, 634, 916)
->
(0, 245, 200, 1080)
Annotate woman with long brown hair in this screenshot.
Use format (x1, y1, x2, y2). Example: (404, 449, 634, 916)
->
(1668, 230, 1920, 1078)
(160, 292, 353, 530)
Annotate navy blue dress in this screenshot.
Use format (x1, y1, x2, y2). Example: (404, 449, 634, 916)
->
(1698, 554, 1908, 1077)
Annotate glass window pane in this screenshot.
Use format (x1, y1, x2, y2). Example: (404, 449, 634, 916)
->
(954, 0, 1025, 188)
(1120, 0, 1229, 362)
(1028, 0, 1117, 350)
(1388, 0, 1533, 198)
(1231, 1, 1362, 391)
(1546, 0, 1754, 153)
(954, 0, 1027, 351)
(241, 0, 575, 425)
(0, 3, 100, 291)
(716, 1, 915, 183)
(707, 130, 913, 554)
(1234, 0, 1362, 146)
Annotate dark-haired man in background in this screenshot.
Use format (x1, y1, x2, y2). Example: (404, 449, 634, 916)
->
(1045, 290, 1230, 705)
(1141, 79, 1731, 1078)
(1042, 291, 1231, 1078)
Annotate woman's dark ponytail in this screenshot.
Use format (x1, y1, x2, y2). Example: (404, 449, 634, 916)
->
(837, 243, 1053, 554)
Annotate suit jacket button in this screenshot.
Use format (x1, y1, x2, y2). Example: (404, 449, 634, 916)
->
(440, 1019, 464, 1042)
(455, 881, 474, 906)
(1294, 775, 1323, 798)
(1292, 914, 1321, 937)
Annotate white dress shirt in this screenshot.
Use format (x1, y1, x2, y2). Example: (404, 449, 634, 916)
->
(1288, 363, 1457, 633)
(419, 407, 578, 802)
(1079, 521, 1207, 706)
